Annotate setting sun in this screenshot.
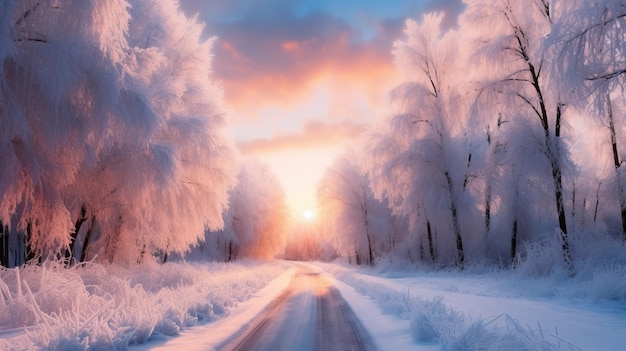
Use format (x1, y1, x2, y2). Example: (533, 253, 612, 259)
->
(303, 209, 315, 220)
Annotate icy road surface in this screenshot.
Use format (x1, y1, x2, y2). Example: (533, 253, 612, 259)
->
(220, 267, 377, 351)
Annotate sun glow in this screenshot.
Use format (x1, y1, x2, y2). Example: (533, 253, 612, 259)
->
(303, 209, 315, 220)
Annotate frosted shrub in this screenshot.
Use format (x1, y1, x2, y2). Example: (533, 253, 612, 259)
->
(440, 314, 582, 351)
(411, 307, 438, 342)
(411, 297, 465, 344)
(509, 230, 626, 300)
(0, 261, 287, 350)
(566, 232, 626, 300)
(513, 232, 569, 278)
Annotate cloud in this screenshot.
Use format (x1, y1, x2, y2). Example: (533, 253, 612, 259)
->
(178, 0, 468, 124)
(237, 120, 368, 154)
(210, 10, 396, 113)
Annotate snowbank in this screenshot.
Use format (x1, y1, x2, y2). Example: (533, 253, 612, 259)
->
(0, 260, 288, 350)
(322, 264, 582, 351)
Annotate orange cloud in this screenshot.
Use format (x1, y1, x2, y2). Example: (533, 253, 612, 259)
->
(281, 40, 300, 52)
(237, 120, 368, 154)
(218, 39, 396, 122)
(219, 40, 252, 64)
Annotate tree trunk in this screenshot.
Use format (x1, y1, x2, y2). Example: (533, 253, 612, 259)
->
(361, 189, 374, 266)
(485, 185, 491, 235)
(66, 205, 87, 265)
(79, 216, 96, 262)
(25, 221, 36, 263)
(594, 182, 601, 223)
(444, 171, 464, 267)
(0, 223, 7, 267)
(607, 96, 626, 240)
(463, 152, 473, 189)
(552, 130, 574, 275)
(520, 34, 573, 274)
(426, 220, 435, 262)
(366, 232, 373, 266)
(511, 218, 518, 264)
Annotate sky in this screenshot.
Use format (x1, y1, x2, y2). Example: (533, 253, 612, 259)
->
(178, 0, 466, 218)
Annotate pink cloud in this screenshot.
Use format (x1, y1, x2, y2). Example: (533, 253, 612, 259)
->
(217, 35, 396, 121)
(237, 120, 368, 154)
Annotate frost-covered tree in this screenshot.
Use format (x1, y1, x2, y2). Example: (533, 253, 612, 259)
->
(369, 14, 481, 267)
(0, 0, 236, 265)
(185, 205, 239, 263)
(317, 150, 397, 266)
(463, 0, 574, 272)
(485, 114, 559, 262)
(552, 0, 626, 240)
(225, 160, 289, 260)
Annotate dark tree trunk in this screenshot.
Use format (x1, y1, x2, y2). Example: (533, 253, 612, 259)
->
(607, 96, 626, 241)
(463, 152, 473, 189)
(444, 171, 464, 267)
(553, 104, 574, 275)
(17, 231, 23, 267)
(485, 185, 492, 235)
(511, 218, 518, 264)
(79, 216, 96, 262)
(426, 220, 435, 262)
(594, 182, 601, 223)
(0, 223, 7, 267)
(366, 233, 373, 266)
(485, 125, 495, 241)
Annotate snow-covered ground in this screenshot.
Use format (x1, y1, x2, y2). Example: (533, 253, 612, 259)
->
(1, 260, 625, 350)
(0, 260, 289, 350)
(320, 262, 626, 351)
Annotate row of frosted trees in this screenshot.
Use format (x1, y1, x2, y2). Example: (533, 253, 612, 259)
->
(187, 159, 289, 263)
(315, 0, 626, 272)
(0, 0, 252, 267)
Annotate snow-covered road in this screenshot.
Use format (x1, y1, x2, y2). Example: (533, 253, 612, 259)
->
(221, 266, 376, 351)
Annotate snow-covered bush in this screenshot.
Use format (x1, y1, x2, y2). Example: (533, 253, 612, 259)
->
(0, 260, 287, 350)
(512, 230, 626, 300)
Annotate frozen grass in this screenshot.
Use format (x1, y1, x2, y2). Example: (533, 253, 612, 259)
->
(512, 231, 626, 300)
(325, 265, 581, 351)
(0, 260, 287, 351)
(363, 231, 626, 302)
